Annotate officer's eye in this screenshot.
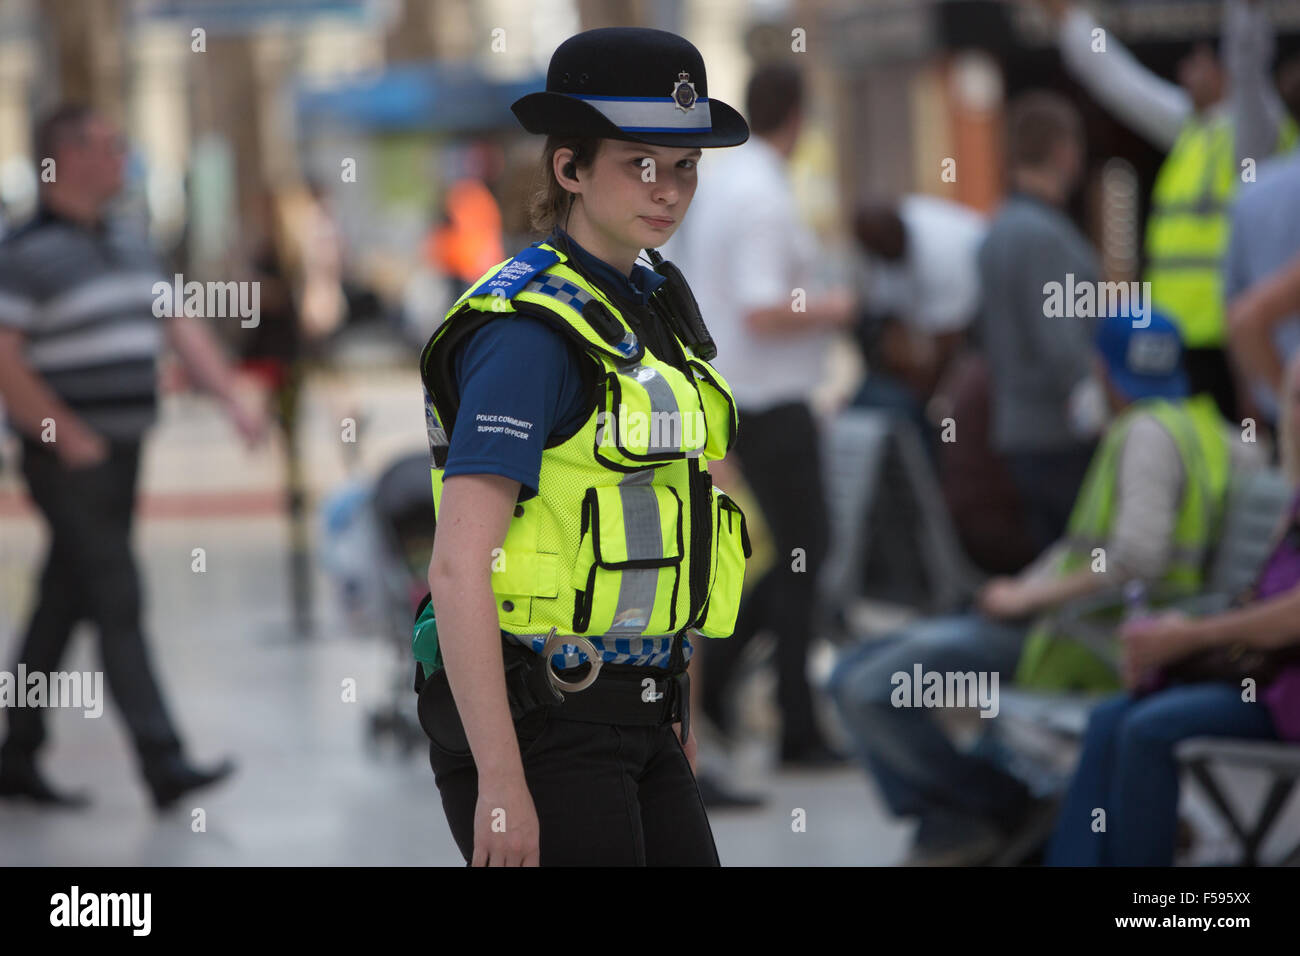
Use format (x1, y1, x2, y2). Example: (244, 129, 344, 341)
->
(678, 159, 697, 170)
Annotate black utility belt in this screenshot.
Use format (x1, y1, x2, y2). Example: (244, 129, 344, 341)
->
(418, 634, 691, 756)
(502, 637, 690, 729)
(542, 664, 688, 727)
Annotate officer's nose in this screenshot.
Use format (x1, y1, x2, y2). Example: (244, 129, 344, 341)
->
(651, 173, 680, 206)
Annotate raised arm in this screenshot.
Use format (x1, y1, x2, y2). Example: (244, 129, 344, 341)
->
(1051, 2, 1191, 150)
(1224, 0, 1286, 165)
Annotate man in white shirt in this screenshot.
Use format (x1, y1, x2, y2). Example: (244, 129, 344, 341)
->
(663, 63, 855, 766)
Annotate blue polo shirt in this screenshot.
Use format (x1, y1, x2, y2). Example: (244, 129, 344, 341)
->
(436, 229, 687, 669)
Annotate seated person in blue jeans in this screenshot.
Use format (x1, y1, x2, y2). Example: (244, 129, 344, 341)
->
(829, 309, 1250, 865)
(1047, 352, 1300, 866)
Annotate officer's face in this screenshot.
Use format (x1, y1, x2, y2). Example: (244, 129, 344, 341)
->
(582, 140, 701, 252)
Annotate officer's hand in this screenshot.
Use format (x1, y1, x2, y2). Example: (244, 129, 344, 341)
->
(473, 775, 540, 866)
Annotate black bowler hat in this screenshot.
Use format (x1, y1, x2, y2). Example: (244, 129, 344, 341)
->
(511, 27, 749, 148)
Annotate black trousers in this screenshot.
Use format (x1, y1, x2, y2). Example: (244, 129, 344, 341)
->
(427, 708, 720, 866)
(2, 438, 183, 770)
(700, 400, 831, 750)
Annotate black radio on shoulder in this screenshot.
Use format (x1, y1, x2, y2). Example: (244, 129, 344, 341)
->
(646, 248, 717, 362)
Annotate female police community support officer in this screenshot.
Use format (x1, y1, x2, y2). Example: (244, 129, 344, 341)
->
(414, 26, 754, 866)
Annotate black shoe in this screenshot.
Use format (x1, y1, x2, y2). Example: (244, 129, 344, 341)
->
(145, 757, 236, 811)
(0, 756, 92, 809)
(696, 771, 765, 810)
(779, 740, 850, 769)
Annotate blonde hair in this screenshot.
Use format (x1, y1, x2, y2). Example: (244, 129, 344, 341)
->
(1280, 351, 1300, 486)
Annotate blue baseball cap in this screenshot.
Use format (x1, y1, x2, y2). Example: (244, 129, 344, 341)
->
(1095, 306, 1190, 401)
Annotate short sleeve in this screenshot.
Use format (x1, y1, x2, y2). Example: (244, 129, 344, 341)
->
(442, 314, 587, 501)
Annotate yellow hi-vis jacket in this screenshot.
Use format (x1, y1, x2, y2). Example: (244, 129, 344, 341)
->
(419, 240, 751, 660)
(1144, 113, 1238, 349)
(1015, 394, 1233, 690)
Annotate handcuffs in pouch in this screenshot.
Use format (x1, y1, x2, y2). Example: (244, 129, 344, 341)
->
(418, 627, 603, 755)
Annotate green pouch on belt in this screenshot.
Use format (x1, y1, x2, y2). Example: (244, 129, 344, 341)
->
(412, 592, 442, 677)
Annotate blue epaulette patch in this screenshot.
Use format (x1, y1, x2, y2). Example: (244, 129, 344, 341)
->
(474, 245, 560, 302)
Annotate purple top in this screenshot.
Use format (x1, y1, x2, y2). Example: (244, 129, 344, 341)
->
(1258, 491, 1300, 741)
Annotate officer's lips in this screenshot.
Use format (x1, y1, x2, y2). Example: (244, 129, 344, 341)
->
(640, 216, 675, 229)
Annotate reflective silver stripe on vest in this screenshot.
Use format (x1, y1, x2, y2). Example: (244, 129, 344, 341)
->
(620, 361, 682, 453)
(522, 274, 595, 311)
(512, 471, 676, 667)
(1146, 256, 1223, 271)
(1151, 198, 1226, 217)
(608, 469, 664, 634)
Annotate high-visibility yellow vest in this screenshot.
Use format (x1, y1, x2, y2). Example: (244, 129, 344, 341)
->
(1144, 115, 1238, 349)
(1015, 394, 1233, 690)
(418, 240, 751, 663)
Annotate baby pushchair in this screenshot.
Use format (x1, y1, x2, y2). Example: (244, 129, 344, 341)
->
(362, 451, 436, 756)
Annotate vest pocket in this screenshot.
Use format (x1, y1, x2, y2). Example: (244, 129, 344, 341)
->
(570, 484, 686, 636)
(491, 519, 559, 630)
(694, 488, 752, 639)
(594, 364, 708, 469)
(687, 357, 739, 461)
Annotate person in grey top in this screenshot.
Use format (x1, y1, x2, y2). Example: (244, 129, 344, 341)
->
(977, 91, 1101, 551)
(0, 105, 268, 809)
(1224, 58, 1300, 425)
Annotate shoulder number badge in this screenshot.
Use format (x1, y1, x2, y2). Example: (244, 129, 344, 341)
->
(671, 71, 697, 111)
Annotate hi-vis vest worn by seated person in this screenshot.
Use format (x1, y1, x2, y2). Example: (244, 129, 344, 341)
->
(417, 240, 751, 669)
(1014, 394, 1232, 692)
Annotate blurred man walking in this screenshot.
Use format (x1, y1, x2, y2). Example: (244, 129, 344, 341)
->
(0, 105, 267, 809)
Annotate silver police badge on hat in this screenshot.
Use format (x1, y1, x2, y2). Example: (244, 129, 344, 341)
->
(672, 70, 697, 111)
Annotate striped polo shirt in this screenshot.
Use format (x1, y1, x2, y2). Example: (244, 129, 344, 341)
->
(0, 204, 166, 441)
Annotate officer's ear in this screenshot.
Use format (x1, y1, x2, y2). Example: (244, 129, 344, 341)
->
(555, 147, 579, 186)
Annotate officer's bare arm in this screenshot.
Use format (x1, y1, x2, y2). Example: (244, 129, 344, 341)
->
(429, 473, 530, 783)
(0, 328, 98, 444)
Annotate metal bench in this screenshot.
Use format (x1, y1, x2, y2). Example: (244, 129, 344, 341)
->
(818, 409, 984, 638)
(1176, 738, 1300, 866)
